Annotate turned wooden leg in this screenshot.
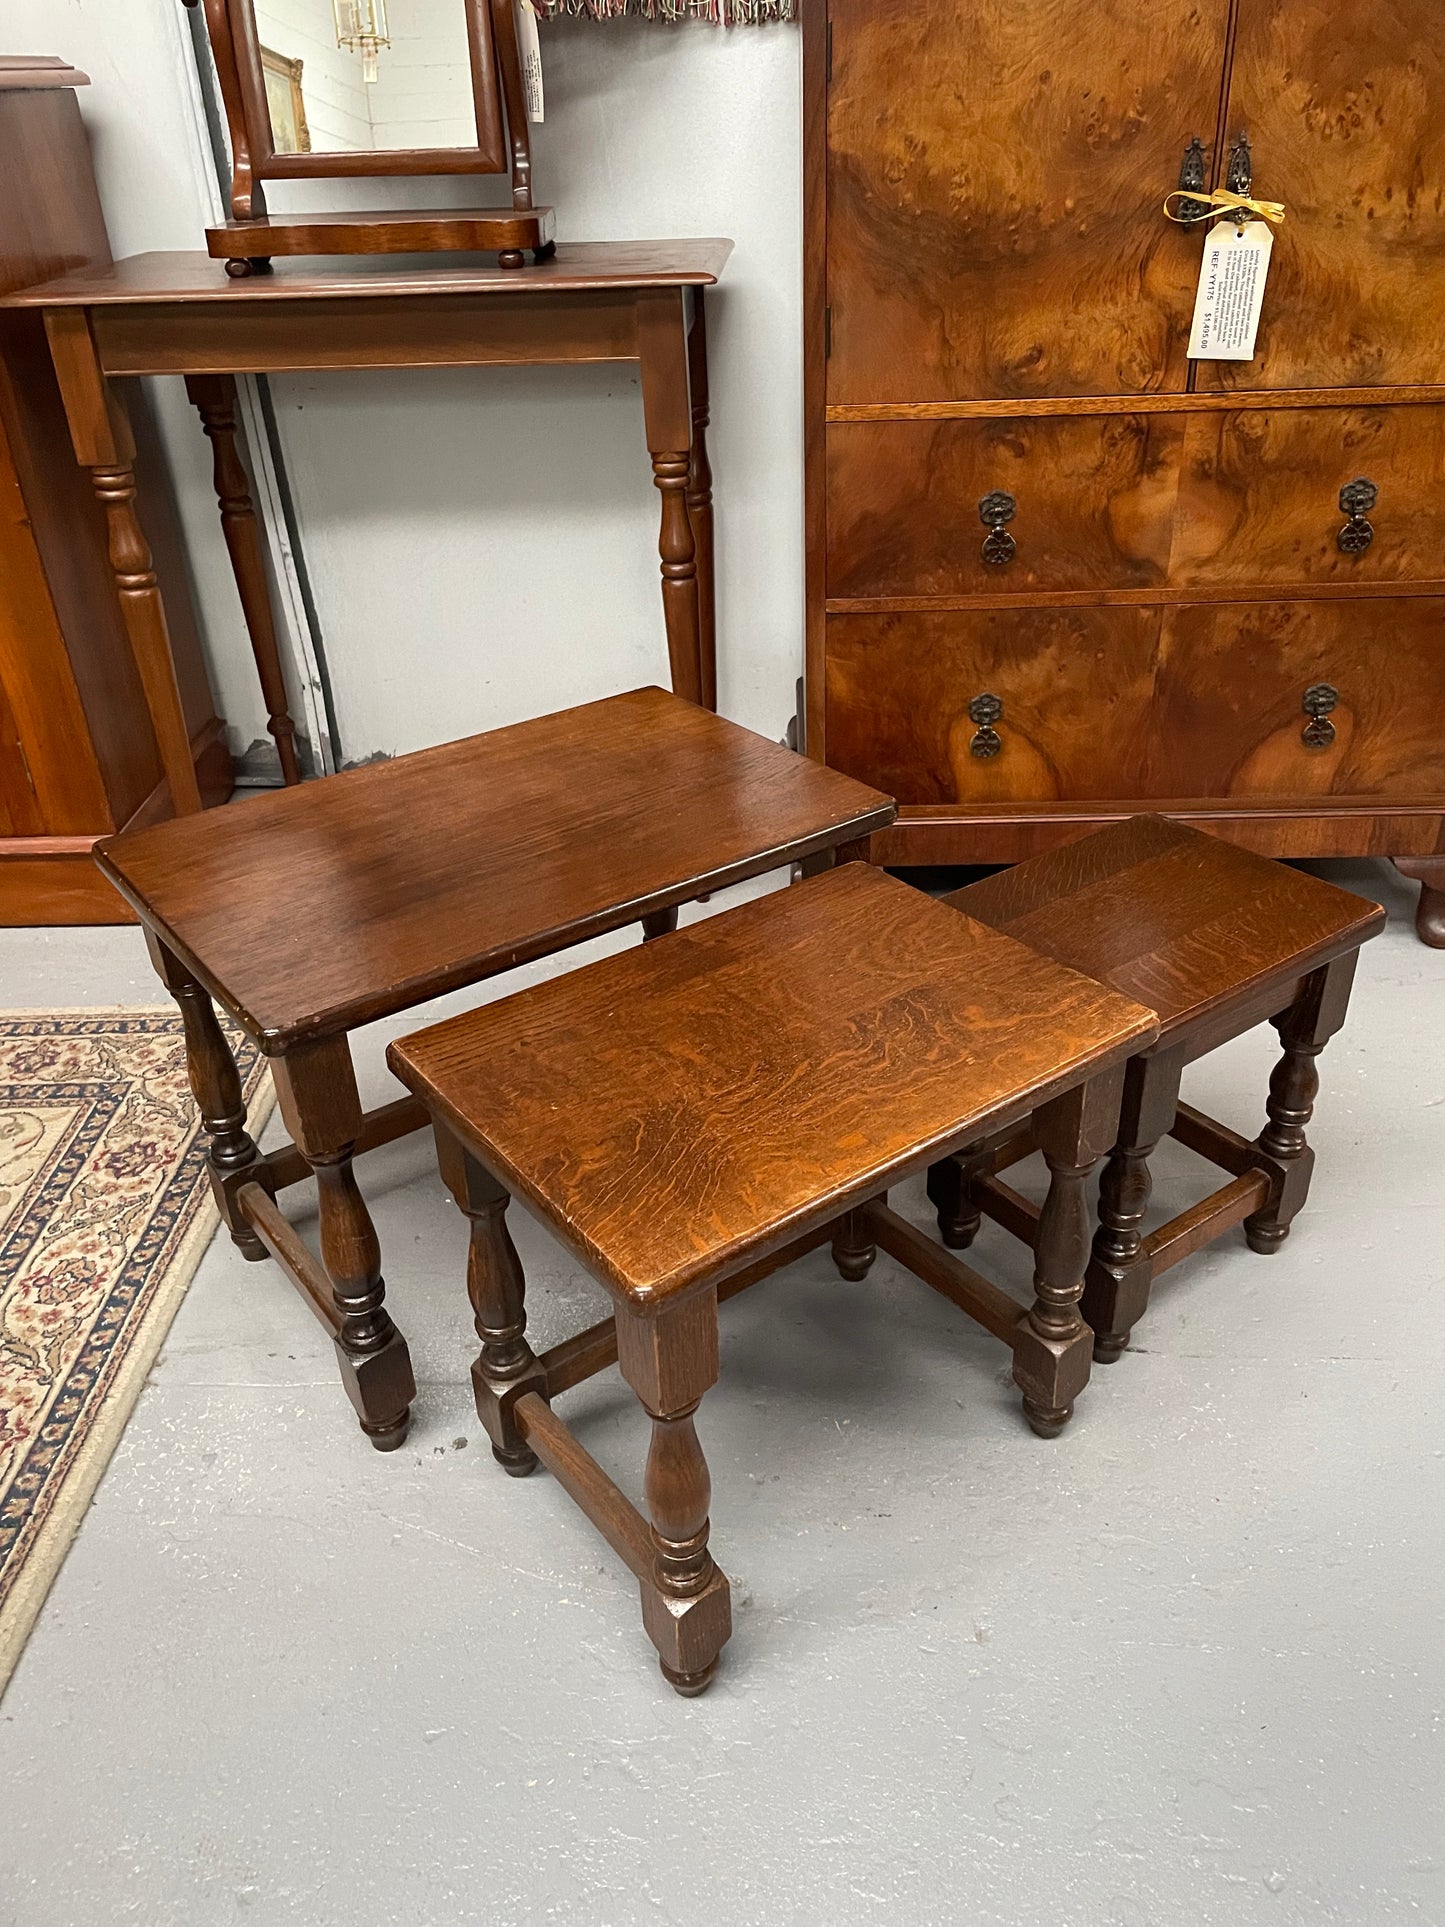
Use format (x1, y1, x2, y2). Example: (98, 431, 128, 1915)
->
(272, 1039, 415, 1450)
(639, 288, 704, 706)
(145, 933, 269, 1259)
(1245, 954, 1358, 1256)
(433, 1126, 547, 1476)
(641, 907, 680, 942)
(1082, 1045, 1185, 1363)
(685, 288, 716, 712)
(92, 459, 203, 815)
(1013, 1070, 1123, 1437)
(926, 1148, 983, 1250)
(186, 374, 302, 786)
(616, 1292, 731, 1697)
(43, 317, 201, 815)
(651, 448, 701, 705)
(831, 1206, 877, 1280)
(1395, 857, 1445, 948)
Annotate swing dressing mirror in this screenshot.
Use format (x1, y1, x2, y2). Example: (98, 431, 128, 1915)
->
(184, 0, 553, 272)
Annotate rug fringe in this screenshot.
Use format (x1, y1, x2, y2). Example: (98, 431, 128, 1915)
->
(534, 0, 795, 21)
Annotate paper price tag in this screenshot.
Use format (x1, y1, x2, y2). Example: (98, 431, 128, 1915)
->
(1187, 219, 1274, 360)
(515, 0, 544, 124)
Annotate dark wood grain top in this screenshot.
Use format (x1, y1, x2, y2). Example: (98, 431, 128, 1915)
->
(946, 816, 1387, 1042)
(387, 863, 1157, 1309)
(3, 240, 734, 309)
(95, 688, 893, 1051)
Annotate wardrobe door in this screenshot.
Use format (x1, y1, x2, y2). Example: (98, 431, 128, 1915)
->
(1201, 0, 1445, 390)
(825, 0, 1234, 405)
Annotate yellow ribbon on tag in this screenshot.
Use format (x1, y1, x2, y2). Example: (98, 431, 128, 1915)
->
(1163, 187, 1286, 227)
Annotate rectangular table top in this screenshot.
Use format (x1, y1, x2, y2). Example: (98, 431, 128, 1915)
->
(2, 240, 734, 310)
(388, 862, 1159, 1309)
(96, 688, 893, 1053)
(948, 815, 1387, 1043)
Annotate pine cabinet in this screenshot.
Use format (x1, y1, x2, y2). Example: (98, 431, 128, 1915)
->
(804, 0, 1445, 941)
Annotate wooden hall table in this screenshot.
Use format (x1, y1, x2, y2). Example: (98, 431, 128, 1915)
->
(4, 240, 730, 813)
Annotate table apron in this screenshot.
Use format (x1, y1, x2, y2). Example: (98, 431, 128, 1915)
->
(89, 292, 643, 376)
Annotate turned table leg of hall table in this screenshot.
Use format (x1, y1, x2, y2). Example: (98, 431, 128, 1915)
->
(186, 374, 302, 786)
(638, 287, 710, 710)
(685, 289, 717, 712)
(44, 307, 203, 815)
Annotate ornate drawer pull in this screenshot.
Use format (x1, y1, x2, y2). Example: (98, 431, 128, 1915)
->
(1226, 131, 1253, 197)
(978, 491, 1017, 566)
(968, 693, 1004, 758)
(1176, 135, 1209, 221)
(1302, 683, 1339, 749)
(1338, 477, 1378, 555)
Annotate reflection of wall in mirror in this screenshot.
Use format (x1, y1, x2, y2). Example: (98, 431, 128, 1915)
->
(252, 0, 477, 154)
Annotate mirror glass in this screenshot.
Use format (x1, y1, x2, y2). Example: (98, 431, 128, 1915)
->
(253, 0, 478, 154)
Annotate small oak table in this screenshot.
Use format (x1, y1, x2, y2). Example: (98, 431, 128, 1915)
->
(388, 863, 1157, 1694)
(96, 688, 893, 1454)
(5, 241, 730, 814)
(928, 816, 1386, 1360)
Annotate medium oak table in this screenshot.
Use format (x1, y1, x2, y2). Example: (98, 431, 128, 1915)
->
(5, 240, 731, 814)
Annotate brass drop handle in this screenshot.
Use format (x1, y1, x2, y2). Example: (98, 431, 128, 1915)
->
(1302, 683, 1339, 749)
(979, 491, 1017, 566)
(969, 693, 1004, 758)
(1338, 477, 1378, 554)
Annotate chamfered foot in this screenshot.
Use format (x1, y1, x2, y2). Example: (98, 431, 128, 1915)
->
(362, 1411, 411, 1452)
(1245, 1220, 1291, 1255)
(1091, 1333, 1130, 1364)
(231, 1225, 270, 1262)
(493, 1441, 539, 1477)
(335, 1327, 417, 1450)
(661, 1657, 719, 1698)
(1022, 1398, 1073, 1439)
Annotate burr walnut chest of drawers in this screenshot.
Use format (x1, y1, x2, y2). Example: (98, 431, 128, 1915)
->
(803, 0, 1445, 943)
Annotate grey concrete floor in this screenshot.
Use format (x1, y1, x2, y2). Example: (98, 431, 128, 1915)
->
(0, 861, 1442, 1927)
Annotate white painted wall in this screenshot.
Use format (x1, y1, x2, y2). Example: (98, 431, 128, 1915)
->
(1, 4, 805, 764)
(366, 0, 476, 150)
(254, 0, 376, 151)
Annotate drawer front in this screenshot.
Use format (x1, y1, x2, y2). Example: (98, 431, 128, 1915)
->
(824, 608, 1163, 805)
(827, 417, 1183, 599)
(1155, 599, 1445, 800)
(825, 598, 1445, 807)
(1171, 407, 1445, 588)
(827, 406, 1445, 601)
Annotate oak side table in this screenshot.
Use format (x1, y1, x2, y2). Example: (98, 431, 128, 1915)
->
(4, 241, 730, 815)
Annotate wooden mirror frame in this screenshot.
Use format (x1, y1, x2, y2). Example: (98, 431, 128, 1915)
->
(184, 0, 554, 272)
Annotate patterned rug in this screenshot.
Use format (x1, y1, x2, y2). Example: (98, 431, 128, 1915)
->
(0, 1010, 272, 1694)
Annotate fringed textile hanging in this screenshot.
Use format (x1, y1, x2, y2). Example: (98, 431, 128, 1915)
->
(534, 0, 795, 23)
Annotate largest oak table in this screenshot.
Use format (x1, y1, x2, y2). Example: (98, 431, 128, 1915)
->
(4, 240, 731, 812)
